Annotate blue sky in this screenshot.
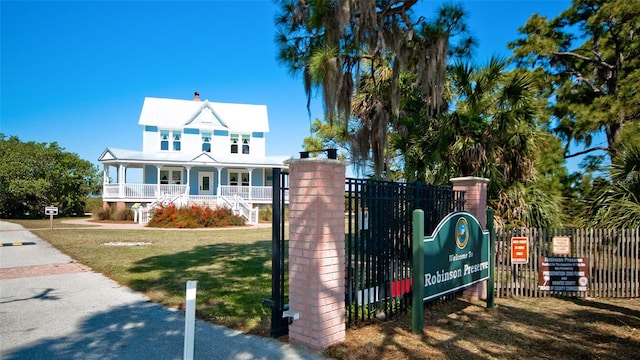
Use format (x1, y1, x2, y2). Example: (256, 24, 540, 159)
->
(1, 0, 574, 172)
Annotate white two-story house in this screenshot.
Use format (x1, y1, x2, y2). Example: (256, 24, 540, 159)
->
(98, 92, 290, 223)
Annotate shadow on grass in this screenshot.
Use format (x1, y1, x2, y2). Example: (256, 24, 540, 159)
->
(127, 240, 276, 336)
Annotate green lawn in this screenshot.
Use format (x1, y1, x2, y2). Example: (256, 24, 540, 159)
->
(7, 218, 278, 336)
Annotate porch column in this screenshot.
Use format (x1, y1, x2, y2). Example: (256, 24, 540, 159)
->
(287, 157, 346, 350)
(216, 167, 223, 196)
(451, 176, 490, 300)
(185, 166, 191, 195)
(118, 164, 125, 197)
(156, 165, 162, 197)
(246, 167, 254, 200)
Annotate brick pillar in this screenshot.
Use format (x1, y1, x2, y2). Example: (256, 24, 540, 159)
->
(451, 176, 490, 300)
(287, 158, 346, 350)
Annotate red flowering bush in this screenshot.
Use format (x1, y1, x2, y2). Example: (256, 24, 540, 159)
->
(147, 204, 246, 228)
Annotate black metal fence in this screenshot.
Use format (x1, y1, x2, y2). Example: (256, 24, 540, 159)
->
(344, 178, 465, 326)
(269, 168, 289, 337)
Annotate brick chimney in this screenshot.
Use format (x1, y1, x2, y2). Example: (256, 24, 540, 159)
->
(194, 92, 200, 101)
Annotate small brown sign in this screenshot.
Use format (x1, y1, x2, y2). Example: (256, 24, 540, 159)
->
(539, 256, 589, 291)
(511, 237, 529, 264)
(552, 236, 571, 255)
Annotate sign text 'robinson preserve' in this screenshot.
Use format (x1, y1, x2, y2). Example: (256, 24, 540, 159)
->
(422, 212, 490, 301)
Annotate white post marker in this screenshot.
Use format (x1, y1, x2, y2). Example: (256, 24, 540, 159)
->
(44, 206, 58, 230)
(183, 280, 197, 360)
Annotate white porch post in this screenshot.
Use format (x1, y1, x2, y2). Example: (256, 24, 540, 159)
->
(103, 165, 109, 199)
(156, 165, 162, 197)
(118, 164, 125, 197)
(185, 166, 191, 195)
(216, 167, 223, 196)
(246, 168, 254, 200)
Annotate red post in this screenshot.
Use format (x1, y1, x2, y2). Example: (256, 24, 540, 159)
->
(287, 158, 346, 350)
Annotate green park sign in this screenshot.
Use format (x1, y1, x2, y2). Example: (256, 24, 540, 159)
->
(422, 211, 490, 301)
(412, 209, 494, 334)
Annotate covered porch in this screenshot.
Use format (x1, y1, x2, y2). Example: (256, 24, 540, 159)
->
(101, 162, 280, 205)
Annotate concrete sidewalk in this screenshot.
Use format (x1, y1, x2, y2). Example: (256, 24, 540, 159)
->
(0, 221, 327, 360)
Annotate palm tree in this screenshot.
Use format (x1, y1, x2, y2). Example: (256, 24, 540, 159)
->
(408, 58, 564, 227)
(588, 142, 640, 228)
(274, 0, 472, 178)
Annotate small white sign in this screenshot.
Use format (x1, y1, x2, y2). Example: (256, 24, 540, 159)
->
(45, 206, 59, 216)
(552, 236, 571, 255)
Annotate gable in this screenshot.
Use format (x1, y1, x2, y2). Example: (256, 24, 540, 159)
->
(185, 105, 227, 129)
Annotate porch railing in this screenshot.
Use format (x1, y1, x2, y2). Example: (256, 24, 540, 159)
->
(104, 183, 274, 201)
(219, 185, 273, 200)
(103, 184, 188, 199)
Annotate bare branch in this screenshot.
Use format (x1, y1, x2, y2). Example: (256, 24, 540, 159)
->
(564, 146, 609, 159)
(553, 51, 615, 69)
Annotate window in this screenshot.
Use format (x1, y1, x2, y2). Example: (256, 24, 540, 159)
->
(160, 169, 182, 184)
(202, 132, 211, 152)
(230, 134, 239, 154)
(160, 170, 169, 184)
(171, 170, 181, 184)
(172, 131, 181, 151)
(160, 131, 169, 151)
(242, 135, 250, 154)
(229, 172, 239, 186)
(229, 171, 249, 186)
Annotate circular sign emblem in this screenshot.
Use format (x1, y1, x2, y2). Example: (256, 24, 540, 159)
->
(579, 276, 588, 287)
(455, 217, 469, 249)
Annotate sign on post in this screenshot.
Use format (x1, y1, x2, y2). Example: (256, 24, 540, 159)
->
(511, 237, 529, 264)
(44, 206, 58, 230)
(421, 212, 490, 301)
(539, 257, 589, 291)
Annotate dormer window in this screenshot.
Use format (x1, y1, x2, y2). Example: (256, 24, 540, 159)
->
(160, 130, 170, 151)
(172, 131, 181, 151)
(202, 132, 211, 152)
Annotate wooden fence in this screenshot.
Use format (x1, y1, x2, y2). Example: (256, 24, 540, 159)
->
(495, 228, 639, 298)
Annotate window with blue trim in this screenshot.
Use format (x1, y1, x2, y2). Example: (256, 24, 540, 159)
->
(202, 132, 211, 152)
(160, 130, 169, 151)
(172, 131, 181, 151)
(230, 134, 239, 154)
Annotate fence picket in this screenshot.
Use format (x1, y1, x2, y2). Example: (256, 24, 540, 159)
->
(491, 227, 639, 299)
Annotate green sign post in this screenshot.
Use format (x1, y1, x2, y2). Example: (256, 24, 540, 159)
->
(412, 210, 492, 334)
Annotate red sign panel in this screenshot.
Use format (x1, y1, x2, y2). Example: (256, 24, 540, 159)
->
(538, 257, 589, 291)
(511, 237, 529, 264)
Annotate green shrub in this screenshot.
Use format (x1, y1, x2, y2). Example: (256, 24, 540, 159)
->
(84, 197, 103, 214)
(113, 208, 134, 221)
(147, 204, 246, 228)
(259, 206, 272, 222)
(92, 206, 112, 221)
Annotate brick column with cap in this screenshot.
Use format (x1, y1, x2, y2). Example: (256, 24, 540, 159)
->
(450, 176, 490, 300)
(286, 158, 346, 350)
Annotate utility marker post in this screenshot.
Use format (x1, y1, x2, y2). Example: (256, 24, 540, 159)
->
(412, 210, 425, 335)
(184, 280, 197, 360)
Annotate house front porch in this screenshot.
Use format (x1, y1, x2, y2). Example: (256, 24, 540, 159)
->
(102, 183, 277, 207)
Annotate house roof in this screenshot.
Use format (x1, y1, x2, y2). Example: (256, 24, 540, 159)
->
(138, 97, 269, 133)
(99, 147, 289, 168)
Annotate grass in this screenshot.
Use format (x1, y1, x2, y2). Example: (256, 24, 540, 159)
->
(9, 218, 276, 335)
(5, 218, 640, 359)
